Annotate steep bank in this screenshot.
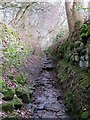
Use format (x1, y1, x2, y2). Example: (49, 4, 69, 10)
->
(0, 22, 32, 119)
(47, 20, 90, 120)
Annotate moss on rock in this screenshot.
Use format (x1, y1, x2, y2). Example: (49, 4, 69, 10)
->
(2, 87, 15, 101)
(15, 85, 23, 98)
(20, 85, 30, 103)
(20, 92, 30, 103)
(15, 84, 30, 103)
(12, 95, 22, 109)
(1, 95, 23, 113)
(81, 111, 89, 119)
(16, 73, 26, 85)
(1, 101, 13, 113)
(3, 116, 19, 120)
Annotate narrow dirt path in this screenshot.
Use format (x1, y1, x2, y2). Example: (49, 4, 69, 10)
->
(24, 54, 72, 119)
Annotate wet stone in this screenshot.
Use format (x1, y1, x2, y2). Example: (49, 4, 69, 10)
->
(41, 72, 51, 79)
(57, 95, 63, 101)
(43, 60, 52, 64)
(57, 115, 71, 120)
(57, 110, 66, 116)
(34, 110, 46, 118)
(42, 64, 55, 70)
(30, 57, 71, 119)
(26, 103, 36, 114)
(44, 102, 63, 112)
(41, 111, 57, 118)
(29, 89, 34, 96)
(45, 84, 53, 88)
(36, 104, 45, 110)
(30, 86, 36, 90)
(36, 96, 47, 104)
(47, 97, 57, 103)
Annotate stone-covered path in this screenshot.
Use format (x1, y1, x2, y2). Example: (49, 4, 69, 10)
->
(26, 55, 72, 119)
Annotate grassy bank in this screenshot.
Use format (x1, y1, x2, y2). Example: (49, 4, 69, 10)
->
(47, 21, 90, 120)
(0, 22, 32, 119)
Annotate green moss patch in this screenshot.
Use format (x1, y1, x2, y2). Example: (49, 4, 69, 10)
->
(0, 79, 6, 92)
(2, 87, 15, 101)
(12, 95, 22, 109)
(16, 73, 26, 85)
(57, 60, 90, 120)
(3, 116, 19, 120)
(15, 84, 30, 103)
(1, 102, 13, 113)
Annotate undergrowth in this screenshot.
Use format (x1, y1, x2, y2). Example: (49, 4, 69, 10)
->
(0, 22, 32, 119)
(47, 21, 90, 120)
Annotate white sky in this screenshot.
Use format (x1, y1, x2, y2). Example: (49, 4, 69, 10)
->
(0, 0, 90, 7)
(0, 0, 89, 3)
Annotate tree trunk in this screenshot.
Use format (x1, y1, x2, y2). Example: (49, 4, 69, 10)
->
(65, 0, 74, 35)
(88, 1, 90, 20)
